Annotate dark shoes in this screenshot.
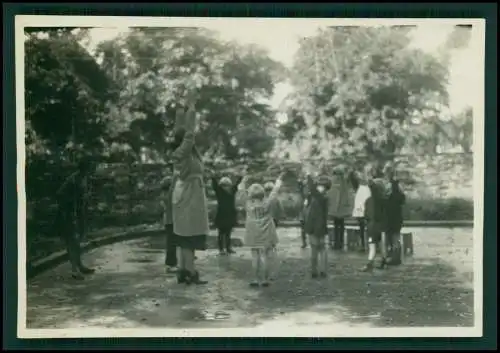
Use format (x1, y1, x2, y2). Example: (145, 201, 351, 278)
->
(165, 266, 178, 274)
(177, 270, 208, 285)
(249, 281, 270, 288)
(177, 270, 188, 284)
(360, 259, 388, 272)
(387, 253, 402, 266)
(72, 266, 95, 280)
(79, 266, 95, 275)
(360, 262, 374, 273)
(377, 258, 388, 270)
(218, 249, 235, 256)
(312, 272, 327, 279)
(71, 271, 85, 280)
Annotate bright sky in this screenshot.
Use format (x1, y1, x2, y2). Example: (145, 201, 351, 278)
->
(87, 23, 478, 116)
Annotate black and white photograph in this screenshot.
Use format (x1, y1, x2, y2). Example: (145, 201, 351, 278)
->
(17, 16, 484, 338)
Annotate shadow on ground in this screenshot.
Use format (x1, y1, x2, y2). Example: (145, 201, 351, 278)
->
(26, 227, 474, 329)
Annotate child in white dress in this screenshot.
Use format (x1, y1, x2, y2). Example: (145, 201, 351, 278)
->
(350, 170, 371, 252)
(239, 172, 284, 287)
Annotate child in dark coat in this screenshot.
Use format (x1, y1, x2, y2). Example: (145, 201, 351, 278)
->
(212, 174, 243, 255)
(360, 165, 391, 272)
(304, 172, 331, 278)
(383, 165, 406, 265)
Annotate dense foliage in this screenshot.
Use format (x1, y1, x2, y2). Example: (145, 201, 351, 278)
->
(96, 27, 285, 163)
(278, 26, 473, 168)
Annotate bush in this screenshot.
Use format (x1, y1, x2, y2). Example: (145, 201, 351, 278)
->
(209, 196, 473, 223)
(403, 197, 473, 221)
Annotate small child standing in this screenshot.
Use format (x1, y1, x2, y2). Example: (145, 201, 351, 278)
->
(264, 181, 284, 280)
(211, 174, 243, 255)
(239, 172, 284, 287)
(383, 164, 406, 266)
(349, 170, 371, 252)
(304, 172, 331, 279)
(360, 165, 391, 272)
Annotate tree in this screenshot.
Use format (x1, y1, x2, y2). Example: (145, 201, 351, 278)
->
(280, 26, 450, 167)
(96, 28, 285, 164)
(25, 29, 114, 162)
(25, 29, 115, 204)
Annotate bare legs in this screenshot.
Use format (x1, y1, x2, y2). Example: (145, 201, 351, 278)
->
(250, 248, 271, 287)
(361, 233, 388, 272)
(217, 227, 235, 255)
(310, 235, 328, 278)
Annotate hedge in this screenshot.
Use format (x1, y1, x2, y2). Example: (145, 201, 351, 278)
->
(80, 196, 473, 231)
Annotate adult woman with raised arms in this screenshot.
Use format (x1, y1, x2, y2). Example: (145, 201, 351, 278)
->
(171, 91, 209, 285)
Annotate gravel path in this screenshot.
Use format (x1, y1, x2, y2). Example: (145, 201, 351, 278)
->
(26, 227, 474, 329)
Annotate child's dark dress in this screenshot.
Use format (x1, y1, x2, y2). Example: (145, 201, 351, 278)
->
(212, 176, 243, 252)
(212, 176, 243, 231)
(304, 176, 329, 247)
(385, 180, 406, 236)
(364, 180, 388, 244)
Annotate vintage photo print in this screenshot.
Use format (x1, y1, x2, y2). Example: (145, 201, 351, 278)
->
(17, 15, 485, 338)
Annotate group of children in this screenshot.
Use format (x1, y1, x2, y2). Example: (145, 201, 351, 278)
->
(160, 161, 405, 287)
(298, 163, 406, 274)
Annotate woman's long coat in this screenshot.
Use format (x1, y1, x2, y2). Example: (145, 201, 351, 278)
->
(171, 114, 210, 237)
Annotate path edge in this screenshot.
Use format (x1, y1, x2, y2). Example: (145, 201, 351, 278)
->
(26, 228, 166, 280)
(26, 220, 473, 280)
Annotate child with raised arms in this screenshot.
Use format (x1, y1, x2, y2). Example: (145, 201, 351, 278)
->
(238, 170, 285, 287)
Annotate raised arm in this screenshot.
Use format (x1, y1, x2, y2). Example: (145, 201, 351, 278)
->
(265, 174, 284, 206)
(307, 174, 320, 197)
(211, 175, 221, 196)
(172, 103, 197, 161)
(236, 175, 250, 204)
(391, 180, 406, 206)
(232, 176, 243, 194)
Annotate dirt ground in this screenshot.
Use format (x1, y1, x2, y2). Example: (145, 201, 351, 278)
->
(26, 227, 474, 330)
